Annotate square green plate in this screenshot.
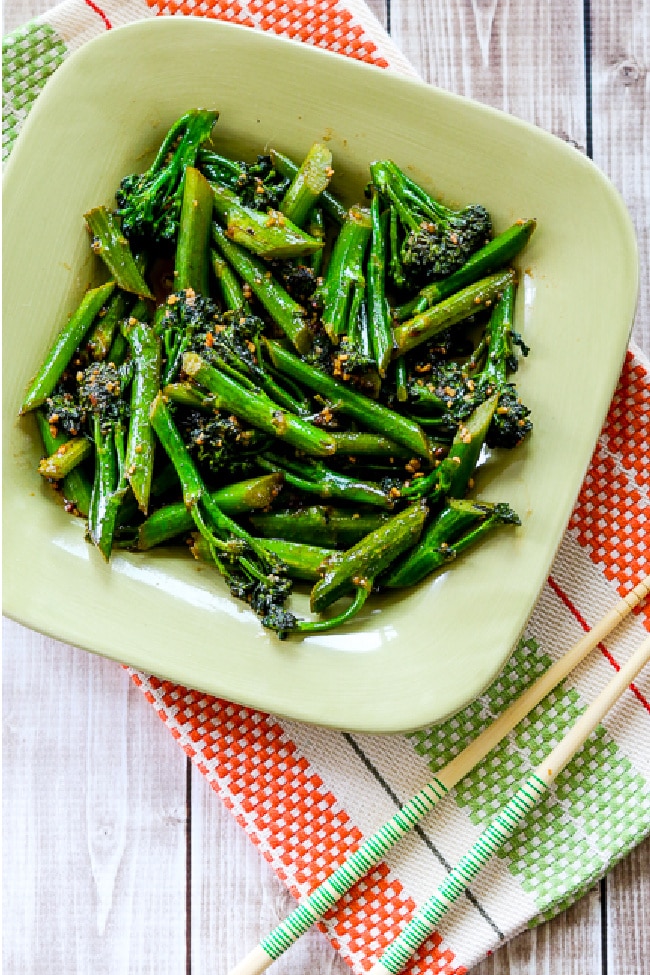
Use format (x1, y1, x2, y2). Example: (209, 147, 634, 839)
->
(2, 19, 638, 733)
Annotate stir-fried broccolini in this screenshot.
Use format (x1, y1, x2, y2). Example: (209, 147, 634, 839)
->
(116, 109, 218, 245)
(370, 159, 492, 287)
(21, 109, 536, 637)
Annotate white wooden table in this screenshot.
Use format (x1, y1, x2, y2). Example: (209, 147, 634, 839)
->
(4, 1, 649, 972)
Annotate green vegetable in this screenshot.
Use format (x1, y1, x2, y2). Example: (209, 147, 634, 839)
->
(395, 219, 536, 320)
(37, 435, 92, 479)
(315, 205, 372, 343)
(115, 109, 217, 244)
(392, 268, 516, 357)
(21, 109, 534, 637)
(175, 166, 214, 295)
(249, 505, 390, 548)
(130, 473, 284, 550)
(384, 499, 521, 588)
(84, 206, 153, 298)
(212, 224, 313, 353)
(265, 339, 433, 460)
(310, 501, 428, 613)
(123, 314, 161, 513)
(278, 142, 334, 228)
(35, 411, 93, 517)
(370, 159, 492, 287)
(21, 280, 116, 413)
(212, 183, 324, 259)
(183, 352, 337, 457)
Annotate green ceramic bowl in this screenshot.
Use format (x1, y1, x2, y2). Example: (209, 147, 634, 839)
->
(2, 19, 638, 732)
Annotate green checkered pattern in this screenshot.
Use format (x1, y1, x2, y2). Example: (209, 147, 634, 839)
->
(411, 638, 650, 925)
(2, 22, 66, 159)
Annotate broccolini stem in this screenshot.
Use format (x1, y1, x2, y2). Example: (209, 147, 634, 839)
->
(210, 249, 250, 313)
(37, 436, 92, 479)
(264, 339, 433, 461)
(401, 394, 498, 501)
(198, 489, 283, 571)
(149, 392, 204, 509)
(183, 352, 336, 457)
(149, 111, 212, 182)
(88, 415, 129, 561)
(134, 473, 284, 550)
(212, 224, 313, 353)
(392, 268, 516, 357)
(249, 505, 390, 548)
(394, 220, 536, 321)
(270, 148, 347, 224)
(394, 355, 409, 402)
(175, 166, 214, 295)
(257, 453, 395, 509)
(388, 202, 406, 287)
(367, 188, 394, 375)
(197, 148, 243, 189)
(384, 498, 518, 588)
(162, 382, 217, 412)
(329, 430, 413, 459)
(35, 411, 93, 517)
(107, 329, 129, 369)
(481, 280, 519, 385)
(316, 205, 372, 342)
(295, 585, 370, 633)
(86, 291, 130, 361)
(310, 500, 428, 613)
(21, 280, 116, 413)
(123, 316, 162, 513)
(194, 535, 332, 583)
(306, 208, 326, 276)
(150, 392, 282, 576)
(84, 206, 153, 298)
(212, 183, 324, 259)
(279, 142, 334, 228)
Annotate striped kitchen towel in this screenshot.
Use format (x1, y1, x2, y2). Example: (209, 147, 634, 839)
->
(4, 2, 649, 972)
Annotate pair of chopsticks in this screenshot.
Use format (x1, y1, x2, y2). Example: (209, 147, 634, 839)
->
(229, 574, 650, 975)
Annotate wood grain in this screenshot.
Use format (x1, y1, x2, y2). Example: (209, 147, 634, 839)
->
(2, 620, 188, 973)
(591, 0, 649, 355)
(3, 1, 649, 974)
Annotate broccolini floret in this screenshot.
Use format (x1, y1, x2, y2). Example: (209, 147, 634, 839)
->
(157, 288, 221, 385)
(45, 387, 85, 437)
(408, 281, 532, 448)
(176, 408, 264, 477)
(370, 159, 492, 286)
(233, 154, 291, 211)
(115, 109, 218, 245)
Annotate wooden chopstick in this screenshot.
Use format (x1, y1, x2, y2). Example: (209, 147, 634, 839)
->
(367, 632, 650, 975)
(228, 574, 650, 975)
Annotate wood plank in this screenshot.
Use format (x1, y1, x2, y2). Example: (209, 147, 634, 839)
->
(189, 765, 350, 975)
(389, 0, 586, 152)
(607, 838, 650, 974)
(2, 620, 188, 974)
(590, 0, 649, 360)
(468, 886, 602, 974)
(590, 6, 650, 967)
(364, 0, 388, 31)
(3, 0, 53, 29)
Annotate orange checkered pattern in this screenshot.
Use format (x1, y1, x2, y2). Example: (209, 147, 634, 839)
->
(143, 0, 390, 66)
(569, 349, 649, 621)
